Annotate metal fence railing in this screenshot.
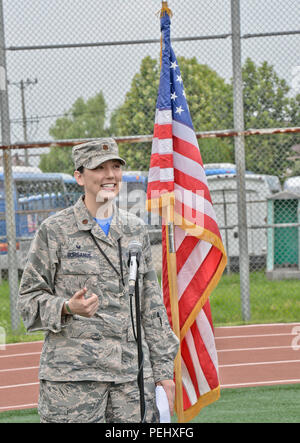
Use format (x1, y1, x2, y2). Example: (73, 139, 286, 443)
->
(1, 0, 300, 331)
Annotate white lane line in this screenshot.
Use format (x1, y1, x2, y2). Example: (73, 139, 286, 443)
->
(217, 346, 295, 353)
(0, 366, 39, 373)
(0, 352, 41, 359)
(1, 341, 43, 347)
(217, 345, 296, 352)
(221, 379, 300, 388)
(219, 359, 300, 368)
(216, 323, 300, 329)
(0, 403, 38, 411)
(216, 333, 295, 339)
(0, 382, 39, 389)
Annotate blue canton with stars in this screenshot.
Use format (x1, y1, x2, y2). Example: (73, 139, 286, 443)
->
(156, 12, 194, 130)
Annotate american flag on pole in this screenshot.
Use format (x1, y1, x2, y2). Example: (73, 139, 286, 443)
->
(146, 5, 227, 422)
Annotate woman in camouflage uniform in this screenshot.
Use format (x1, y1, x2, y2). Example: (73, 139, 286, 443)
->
(18, 138, 179, 423)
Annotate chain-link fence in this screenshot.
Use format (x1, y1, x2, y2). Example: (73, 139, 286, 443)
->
(1, 0, 300, 331)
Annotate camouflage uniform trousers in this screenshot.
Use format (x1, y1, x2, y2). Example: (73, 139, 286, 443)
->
(38, 376, 160, 423)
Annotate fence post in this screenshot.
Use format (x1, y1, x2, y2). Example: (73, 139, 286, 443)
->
(0, 0, 20, 331)
(231, 0, 251, 321)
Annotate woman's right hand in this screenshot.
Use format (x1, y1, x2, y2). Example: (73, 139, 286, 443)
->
(62, 287, 99, 318)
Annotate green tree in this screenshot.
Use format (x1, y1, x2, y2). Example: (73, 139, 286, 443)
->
(109, 56, 160, 170)
(111, 56, 234, 170)
(242, 58, 296, 178)
(40, 92, 107, 174)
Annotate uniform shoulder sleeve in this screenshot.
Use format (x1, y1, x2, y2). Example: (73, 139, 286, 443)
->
(17, 221, 65, 333)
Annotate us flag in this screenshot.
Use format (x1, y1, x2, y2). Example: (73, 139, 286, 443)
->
(146, 6, 227, 422)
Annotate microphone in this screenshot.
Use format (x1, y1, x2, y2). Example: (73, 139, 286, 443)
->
(128, 240, 142, 296)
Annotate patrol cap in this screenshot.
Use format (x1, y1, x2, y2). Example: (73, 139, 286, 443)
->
(72, 138, 126, 170)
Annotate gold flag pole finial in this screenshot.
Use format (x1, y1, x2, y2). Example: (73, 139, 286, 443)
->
(158, 2, 173, 69)
(160, 1, 173, 17)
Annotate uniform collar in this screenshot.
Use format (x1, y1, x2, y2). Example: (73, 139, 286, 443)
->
(73, 195, 123, 244)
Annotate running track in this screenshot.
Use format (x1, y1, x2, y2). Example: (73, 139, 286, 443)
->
(1, 322, 300, 412)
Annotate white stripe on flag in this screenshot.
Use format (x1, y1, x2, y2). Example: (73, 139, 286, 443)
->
(172, 120, 199, 148)
(173, 151, 207, 185)
(185, 328, 211, 395)
(196, 311, 219, 374)
(157, 109, 172, 125)
(174, 183, 217, 223)
(152, 137, 173, 155)
(174, 225, 186, 252)
(177, 240, 212, 299)
(148, 166, 174, 183)
(181, 358, 198, 406)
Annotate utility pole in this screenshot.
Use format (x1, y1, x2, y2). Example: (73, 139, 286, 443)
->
(8, 78, 38, 165)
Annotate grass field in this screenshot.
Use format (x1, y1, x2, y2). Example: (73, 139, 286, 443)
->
(1, 271, 300, 343)
(0, 383, 299, 423)
(211, 271, 300, 326)
(0, 280, 44, 344)
(1, 275, 300, 423)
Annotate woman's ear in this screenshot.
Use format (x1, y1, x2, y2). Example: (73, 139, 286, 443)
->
(74, 170, 84, 187)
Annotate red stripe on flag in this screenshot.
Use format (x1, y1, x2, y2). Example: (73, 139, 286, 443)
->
(181, 337, 201, 397)
(154, 123, 173, 139)
(149, 152, 173, 169)
(174, 169, 212, 204)
(190, 320, 219, 390)
(173, 136, 203, 166)
(176, 236, 199, 274)
(182, 383, 192, 411)
(147, 181, 174, 198)
(202, 299, 214, 331)
(178, 246, 223, 328)
(162, 225, 172, 327)
(174, 199, 221, 238)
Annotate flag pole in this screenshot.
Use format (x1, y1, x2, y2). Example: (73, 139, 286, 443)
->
(159, 1, 184, 423)
(165, 218, 185, 423)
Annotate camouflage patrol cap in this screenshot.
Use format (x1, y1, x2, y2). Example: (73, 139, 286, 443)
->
(72, 138, 126, 170)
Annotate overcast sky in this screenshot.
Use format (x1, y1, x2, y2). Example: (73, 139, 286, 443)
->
(1, 0, 299, 150)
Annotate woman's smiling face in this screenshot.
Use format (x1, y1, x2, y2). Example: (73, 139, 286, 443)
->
(75, 159, 123, 205)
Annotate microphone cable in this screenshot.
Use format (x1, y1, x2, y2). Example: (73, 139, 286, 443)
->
(129, 278, 147, 423)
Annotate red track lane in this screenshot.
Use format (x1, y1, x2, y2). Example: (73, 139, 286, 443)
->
(0, 323, 300, 412)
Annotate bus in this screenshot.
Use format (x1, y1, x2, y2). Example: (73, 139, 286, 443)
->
(0, 169, 149, 269)
(55, 170, 149, 217)
(0, 169, 67, 269)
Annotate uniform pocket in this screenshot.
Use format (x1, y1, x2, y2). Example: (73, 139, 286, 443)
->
(68, 316, 104, 340)
(151, 310, 163, 329)
(60, 259, 100, 275)
(60, 251, 100, 275)
(68, 313, 124, 341)
(38, 380, 101, 423)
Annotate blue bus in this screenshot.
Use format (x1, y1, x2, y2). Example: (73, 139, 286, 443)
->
(0, 169, 66, 254)
(0, 170, 148, 254)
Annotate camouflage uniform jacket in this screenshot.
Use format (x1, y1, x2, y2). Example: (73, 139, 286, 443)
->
(18, 196, 179, 383)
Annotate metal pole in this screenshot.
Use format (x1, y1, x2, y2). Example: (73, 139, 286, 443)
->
(0, 0, 20, 331)
(20, 80, 29, 166)
(231, 0, 251, 321)
(222, 189, 231, 274)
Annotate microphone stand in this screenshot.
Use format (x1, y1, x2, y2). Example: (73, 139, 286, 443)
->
(129, 252, 146, 423)
(134, 268, 146, 423)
